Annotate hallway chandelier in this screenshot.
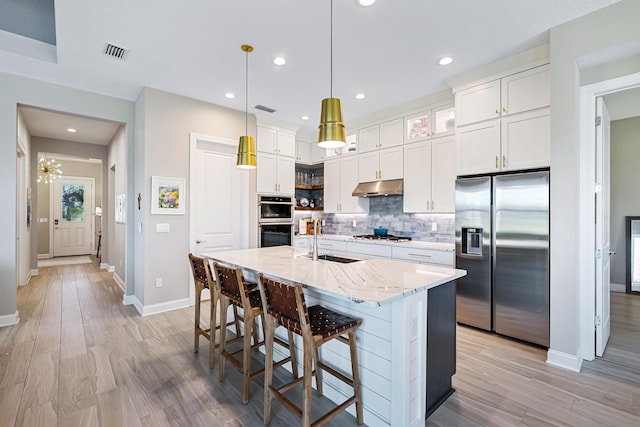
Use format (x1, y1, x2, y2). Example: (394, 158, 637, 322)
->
(317, 0, 346, 149)
(37, 156, 62, 184)
(236, 44, 257, 169)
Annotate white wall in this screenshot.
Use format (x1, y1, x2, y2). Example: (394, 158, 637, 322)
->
(610, 117, 640, 287)
(16, 109, 31, 287)
(134, 87, 253, 309)
(0, 71, 135, 322)
(549, 0, 640, 368)
(108, 126, 127, 282)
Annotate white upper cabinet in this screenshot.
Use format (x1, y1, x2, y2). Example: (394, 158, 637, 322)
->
(257, 125, 295, 194)
(405, 106, 455, 143)
(455, 80, 501, 127)
(403, 136, 455, 213)
(324, 154, 369, 214)
(358, 146, 403, 183)
(257, 126, 295, 157)
(358, 125, 380, 153)
(379, 118, 404, 148)
(455, 64, 550, 176)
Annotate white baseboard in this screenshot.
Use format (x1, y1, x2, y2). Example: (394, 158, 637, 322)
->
(99, 263, 109, 270)
(546, 349, 582, 372)
(107, 265, 115, 273)
(30, 269, 39, 276)
(37, 253, 52, 259)
(611, 282, 625, 293)
(121, 295, 189, 317)
(113, 273, 125, 293)
(140, 298, 190, 317)
(0, 311, 20, 327)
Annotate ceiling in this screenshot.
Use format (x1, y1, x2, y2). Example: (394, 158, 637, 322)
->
(0, 0, 626, 140)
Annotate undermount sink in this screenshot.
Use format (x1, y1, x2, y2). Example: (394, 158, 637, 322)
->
(303, 254, 361, 263)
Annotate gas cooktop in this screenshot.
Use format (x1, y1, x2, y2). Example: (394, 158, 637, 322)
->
(353, 234, 412, 242)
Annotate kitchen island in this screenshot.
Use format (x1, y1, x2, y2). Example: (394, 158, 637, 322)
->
(203, 246, 466, 427)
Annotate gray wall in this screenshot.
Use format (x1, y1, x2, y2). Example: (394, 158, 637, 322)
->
(549, 0, 640, 361)
(134, 87, 254, 307)
(108, 126, 127, 282)
(610, 117, 640, 287)
(0, 71, 135, 321)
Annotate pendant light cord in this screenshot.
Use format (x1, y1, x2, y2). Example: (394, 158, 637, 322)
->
(330, 0, 333, 98)
(245, 48, 249, 136)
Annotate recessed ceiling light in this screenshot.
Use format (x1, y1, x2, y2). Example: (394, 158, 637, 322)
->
(356, 0, 376, 7)
(67, 128, 77, 133)
(355, 93, 366, 100)
(225, 92, 235, 99)
(273, 57, 286, 66)
(301, 115, 310, 121)
(438, 56, 453, 66)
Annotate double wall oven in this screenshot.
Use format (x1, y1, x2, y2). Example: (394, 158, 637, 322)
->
(258, 195, 294, 247)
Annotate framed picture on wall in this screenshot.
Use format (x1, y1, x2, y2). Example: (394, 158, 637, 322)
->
(151, 176, 185, 215)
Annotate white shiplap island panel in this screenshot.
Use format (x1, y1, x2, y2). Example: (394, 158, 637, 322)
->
(202, 246, 466, 427)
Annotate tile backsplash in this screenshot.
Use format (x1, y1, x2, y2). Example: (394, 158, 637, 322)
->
(295, 196, 454, 243)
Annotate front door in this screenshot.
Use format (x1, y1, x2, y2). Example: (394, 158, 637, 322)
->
(53, 177, 94, 257)
(595, 96, 611, 357)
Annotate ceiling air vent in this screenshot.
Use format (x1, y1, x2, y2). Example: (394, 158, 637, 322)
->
(255, 105, 276, 113)
(103, 42, 129, 60)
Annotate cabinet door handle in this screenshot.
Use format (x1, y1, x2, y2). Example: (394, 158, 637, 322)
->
(503, 107, 507, 113)
(502, 155, 506, 168)
(408, 253, 431, 258)
(431, 200, 435, 211)
(496, 108, 500, 114)
(496, 156, 499, 169)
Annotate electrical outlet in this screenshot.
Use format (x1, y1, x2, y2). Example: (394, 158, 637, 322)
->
(431, 222, 438, 231)
(322, 219, 325, 226)
(155, 278, 163, 288)
(352, 220, 357, 227)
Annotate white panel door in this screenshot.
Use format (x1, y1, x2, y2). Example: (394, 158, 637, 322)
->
(455, 80, 501, 126)
(53, 177, 94, 256)
(257, 126, 277, 153)
(194, 141, 248, 257)
(276, 130, 296, 157)
(358, 151, 379, 183)
(595, 97, 611, 357)
(379, 118, 404, 148)
(501, 65, 550, 116)
(276, 155, 295, 195)
(358, 125, 380, 152)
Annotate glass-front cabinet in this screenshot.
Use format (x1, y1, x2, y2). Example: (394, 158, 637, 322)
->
(405, 106, 455, 143)
(295, 163, 324, 211)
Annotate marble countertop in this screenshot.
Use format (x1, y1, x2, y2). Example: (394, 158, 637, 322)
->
(294, 233, 455, 252)
(203, 246, 466, 307)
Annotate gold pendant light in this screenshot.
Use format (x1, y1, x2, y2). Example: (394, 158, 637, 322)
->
(236, 44, 257, 169)
(318, 0, 346, 149)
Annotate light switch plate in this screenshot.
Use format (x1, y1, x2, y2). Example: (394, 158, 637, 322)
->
(156, 223, 170, 233)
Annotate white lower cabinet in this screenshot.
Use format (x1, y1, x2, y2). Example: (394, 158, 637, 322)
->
(392, 246, 454, 267)
(404, 137, 455, 213)
(346, 242, 392, 259)
(316, 239, 347, 256)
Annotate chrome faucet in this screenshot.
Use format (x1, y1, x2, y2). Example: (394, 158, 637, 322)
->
(311, 218, 320, 261)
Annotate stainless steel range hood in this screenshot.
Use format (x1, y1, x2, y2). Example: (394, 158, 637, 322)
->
(352, 179, 403, 197)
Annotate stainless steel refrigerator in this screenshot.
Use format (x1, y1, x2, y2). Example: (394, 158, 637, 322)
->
(455, 171, 549, 347)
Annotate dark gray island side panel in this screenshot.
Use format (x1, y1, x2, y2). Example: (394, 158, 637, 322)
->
(426, 279, 457, 417)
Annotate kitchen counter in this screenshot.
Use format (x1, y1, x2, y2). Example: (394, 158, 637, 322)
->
(203, 245, 464, 307)
(203, 246, 466, 426)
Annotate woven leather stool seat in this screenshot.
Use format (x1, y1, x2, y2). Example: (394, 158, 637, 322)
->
(259, 274, 363, 427)
(214, 262, 298, 404)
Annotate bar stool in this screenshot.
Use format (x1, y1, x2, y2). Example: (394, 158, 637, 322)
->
(188, 253, 242, 368)
(213, 262, 298, 404)
(258, 274, 363, 427)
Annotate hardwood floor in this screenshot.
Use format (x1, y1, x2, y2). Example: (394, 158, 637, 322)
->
(1, 263, 640, 427)
(428, 292, 640, 427)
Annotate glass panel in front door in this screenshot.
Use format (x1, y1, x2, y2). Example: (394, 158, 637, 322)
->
(61, 184, 85, 222)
